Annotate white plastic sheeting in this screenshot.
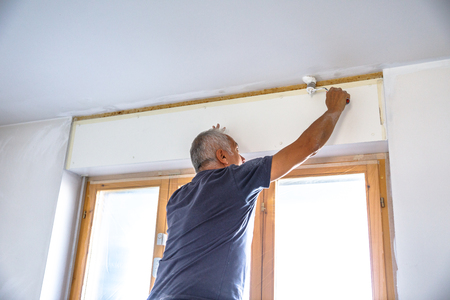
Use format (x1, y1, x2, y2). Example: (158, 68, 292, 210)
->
(0, 118, 71, 300)
(40, 170, 83, 300)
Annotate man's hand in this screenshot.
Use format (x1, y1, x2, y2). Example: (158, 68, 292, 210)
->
(326, 87, 350, 114)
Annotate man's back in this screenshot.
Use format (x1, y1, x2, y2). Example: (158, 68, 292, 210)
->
(148, 156, 272, 300)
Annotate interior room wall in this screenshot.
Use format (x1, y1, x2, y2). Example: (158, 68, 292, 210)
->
(0, 118, 72, 300)
(2, 59, 449, 300)
(384, 59, 450, 299)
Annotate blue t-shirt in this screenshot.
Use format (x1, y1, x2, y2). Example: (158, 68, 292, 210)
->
(148, 156, 272, 300)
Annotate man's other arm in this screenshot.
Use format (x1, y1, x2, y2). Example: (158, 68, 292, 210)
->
(270, 87, 350, 182)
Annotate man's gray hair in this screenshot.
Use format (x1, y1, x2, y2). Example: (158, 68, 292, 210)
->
(190, 129, 233, 172)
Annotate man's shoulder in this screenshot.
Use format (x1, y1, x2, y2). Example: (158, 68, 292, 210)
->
(230, 156, 272, 173)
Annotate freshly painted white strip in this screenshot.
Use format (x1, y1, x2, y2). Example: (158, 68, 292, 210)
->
(68, 79, 384, 175)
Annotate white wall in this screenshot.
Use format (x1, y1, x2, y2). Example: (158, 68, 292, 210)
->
(0, 118, 72, 300)
(384, 59, 450, 299)
(40, 170, 83, 300)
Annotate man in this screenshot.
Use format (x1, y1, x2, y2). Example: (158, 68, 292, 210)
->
(147, 87, 350, 300)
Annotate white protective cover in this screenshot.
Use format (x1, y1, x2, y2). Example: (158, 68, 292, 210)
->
(0, 117, 71, 300)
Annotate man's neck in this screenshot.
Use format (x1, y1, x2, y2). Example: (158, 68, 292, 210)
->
(199, 163, 226, 172)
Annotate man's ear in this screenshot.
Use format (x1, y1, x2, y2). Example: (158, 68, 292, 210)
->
(216, 149, 229, 166)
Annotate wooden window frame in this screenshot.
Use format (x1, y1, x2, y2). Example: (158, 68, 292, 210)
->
(69, 156, 395, 300)
(69, 179, 171, 299)
(250, 159, 395, 300)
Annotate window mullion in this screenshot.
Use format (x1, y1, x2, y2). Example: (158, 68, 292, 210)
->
(149, 179, 170, 290)
(250, 193, 264, 299)
(261, 183, 276, 299)
(366, 164, 388, 300)
(379, 159, 396, 299)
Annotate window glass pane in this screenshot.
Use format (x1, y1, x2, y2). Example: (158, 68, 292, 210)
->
(275, 174, 372, 300)
(82, 187, 160, 300)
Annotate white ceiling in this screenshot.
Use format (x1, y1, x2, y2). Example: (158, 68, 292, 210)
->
(1, 0, 449, 126)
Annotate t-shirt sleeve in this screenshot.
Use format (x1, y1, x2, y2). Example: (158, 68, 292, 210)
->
(231, 156, 272, 202)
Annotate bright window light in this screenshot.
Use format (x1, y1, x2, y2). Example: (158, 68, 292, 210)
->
(82, 187, 160, 300)
(275, 174, 372, 300)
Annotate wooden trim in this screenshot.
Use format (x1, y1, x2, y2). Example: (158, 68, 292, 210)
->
(73, 72, 382, 122)
(366, 164, 388, 300)
(149, 179, 170, 290)
(379, 159, 396, 299)
(70, 182, 94, 300)
(261, 183, 276, 299)
(250, 186, 276, 300)
(88, 172, 196, 185)
(250, 193, 264, 300)
(87, 180, 165, 190)
(84, 153, 388, 185)
(284, 164, 368, 178)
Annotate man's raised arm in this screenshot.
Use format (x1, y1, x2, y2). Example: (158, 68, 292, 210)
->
(270, 87, 350, 182)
